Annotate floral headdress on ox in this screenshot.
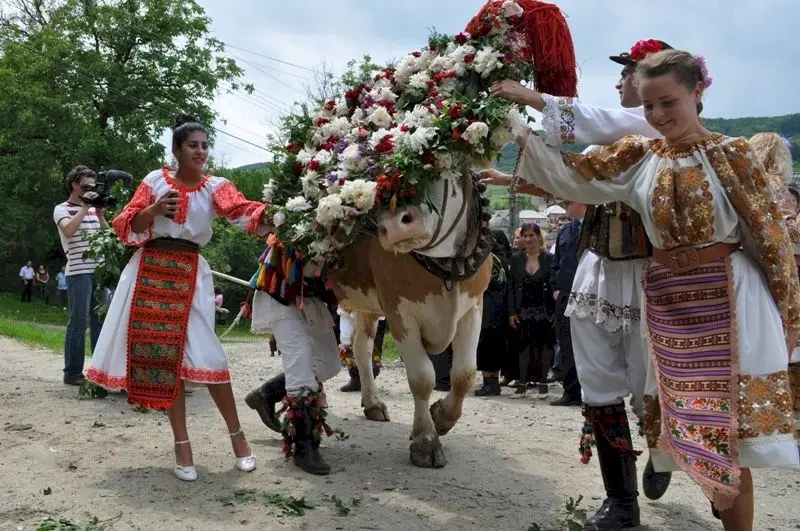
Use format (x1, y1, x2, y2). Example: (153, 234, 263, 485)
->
(262, 0, 577, 268)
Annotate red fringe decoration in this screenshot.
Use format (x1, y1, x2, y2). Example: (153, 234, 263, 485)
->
(466, 0, 578, 98)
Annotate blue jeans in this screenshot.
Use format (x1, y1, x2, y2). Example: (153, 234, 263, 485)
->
(64, 273, 101, 378)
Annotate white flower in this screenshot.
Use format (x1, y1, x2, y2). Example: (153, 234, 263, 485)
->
(490, 127, 513, 149)
(450, 45, 477, 76)
(315, 194, 345, 228)
(368, 106, 393, 128)
(473, 48, 503, 77)
(285, 196, 313, 212)
(462, 121, 490, 145)
(301, 171, 322, 199)
(428, 54, 455, 73)
(506, 107, 528, 138)
(273, 211, 286, 227)
(262, 181, 276, 203)
(502, 0, 524, 18)
(340, 179, 377, 212)
(408, 71, 430, 90)
(296, 148, 315, 165)
(339, 144, 363, 171)
(313, 149, 333, 165)
(407, 126, 437, 154)
(294, 221, 311, 237)
(334, 96, 349, 116)
(351, 108, 366, 123)
(371, 86, 398, 102)
(308, 237, 338, 257)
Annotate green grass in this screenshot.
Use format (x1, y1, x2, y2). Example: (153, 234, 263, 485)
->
(0, 291, 402, 362)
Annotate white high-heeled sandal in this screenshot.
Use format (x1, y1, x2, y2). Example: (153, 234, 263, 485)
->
(173, 440, 197, 481)
(230, 427, 256, 472)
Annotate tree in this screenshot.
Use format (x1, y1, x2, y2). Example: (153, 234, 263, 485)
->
(0, 0, 250, 286)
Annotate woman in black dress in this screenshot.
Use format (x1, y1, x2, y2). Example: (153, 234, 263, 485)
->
(474, 230, 512, 396)
(507, 223, 556, 398)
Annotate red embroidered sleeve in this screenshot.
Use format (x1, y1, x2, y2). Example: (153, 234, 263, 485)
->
(212, 180, 268, 234)
(708, 138, 800, 330)
(112, 181, 155, 246)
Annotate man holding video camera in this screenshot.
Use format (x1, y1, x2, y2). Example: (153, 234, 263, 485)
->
(53, 165, 109, 385)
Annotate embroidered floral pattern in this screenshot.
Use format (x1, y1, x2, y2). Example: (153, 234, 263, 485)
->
(561, 136, 647, 181)
(738, 371, 795, 438)
(706, 138, 800, 330)
(642, 395, 661, 449)
(566, 291, 640, 332)
(212, 179, 269, 233)
(540, 94, 576, 145)
(650, 164, 716, 248)
(112, 181, 155, 246)
(339, 343, 383, 370)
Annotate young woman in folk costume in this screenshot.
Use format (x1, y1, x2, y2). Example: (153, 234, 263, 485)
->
(245, 235, 341, 476)
(749, 132, 800, 451)
(86, 115, 271, 482)
(483, 50, 799, 530)
(337, 308, 385, 393)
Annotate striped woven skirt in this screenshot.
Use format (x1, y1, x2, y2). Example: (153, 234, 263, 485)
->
(643, 255, 798, 510)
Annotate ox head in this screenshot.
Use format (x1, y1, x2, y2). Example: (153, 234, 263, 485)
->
(377, 172, 472, 258)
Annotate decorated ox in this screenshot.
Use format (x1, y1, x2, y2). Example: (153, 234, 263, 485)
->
(330, 172, 492, 468)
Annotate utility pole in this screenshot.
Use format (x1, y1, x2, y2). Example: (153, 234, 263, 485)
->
(508, 187, 520, 241)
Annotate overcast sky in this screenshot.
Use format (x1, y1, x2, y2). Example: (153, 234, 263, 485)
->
(180, 0, 799, 168)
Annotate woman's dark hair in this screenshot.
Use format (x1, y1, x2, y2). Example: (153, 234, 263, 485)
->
(172, 113, 207, 149)
(65, 165, 96, 193)
(635, 49, 706, 114)
(490, 230, 512, 262)
(519, 223, 544, 247)
(214, 286, 222, 295)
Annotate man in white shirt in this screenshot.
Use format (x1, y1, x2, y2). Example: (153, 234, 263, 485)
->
(53, 165, 108, 385)
(19, 261, 35, 302)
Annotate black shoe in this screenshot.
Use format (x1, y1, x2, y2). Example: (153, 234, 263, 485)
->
(474, 377, 501, 396)
(642, 456, 672, 500)
(550, 394, 582, 406)
(537, 383, 549, 399)
(286, 397, 331, 476)
(710, 501, 721, 520)
(245, 373, 286, 433)
(434, 383, 451, 392)
(63, 374, 86, 386)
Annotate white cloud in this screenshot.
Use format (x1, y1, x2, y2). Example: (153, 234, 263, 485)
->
(185, 0, 799, 167)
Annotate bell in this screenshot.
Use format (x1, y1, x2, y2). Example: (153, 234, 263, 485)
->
(481, 211, 491, 222)
(480, 197, 491, 207)
(477, 182, 487, 193)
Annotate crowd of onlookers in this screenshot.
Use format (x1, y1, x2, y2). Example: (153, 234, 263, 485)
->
(18, 261, 68, 307)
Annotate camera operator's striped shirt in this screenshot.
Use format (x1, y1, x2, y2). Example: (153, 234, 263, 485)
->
(53, 201, 101, 276)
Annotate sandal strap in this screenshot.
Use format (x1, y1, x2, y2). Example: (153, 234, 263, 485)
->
(174, 440, 191, 445)
(229, 427, 244, 437)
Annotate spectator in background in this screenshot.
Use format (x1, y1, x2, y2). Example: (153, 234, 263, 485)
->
(214, 286, 224, 307)
(35, 265, 50, 304)
(19, 260, 35, 302)
(549, 201, 586, 406)
(474, 230, 512, 396)
(56, 266, 68, 308)
(53, 165, 108, 385)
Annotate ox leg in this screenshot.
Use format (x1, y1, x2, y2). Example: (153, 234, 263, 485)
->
(353, 313, 389, 422)
(430, 304, 480, 437)
(400, 332, 447, 468)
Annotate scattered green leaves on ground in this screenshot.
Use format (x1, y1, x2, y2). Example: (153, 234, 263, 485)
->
(218, 488, 259, 507)
(528, 495, 587, 531)
(36, 515, 107, 531)
(262, 492, 315, 517)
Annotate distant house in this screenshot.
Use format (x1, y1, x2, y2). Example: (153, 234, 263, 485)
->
(546, 204, 566, 225)
(519, 210, 548, 226)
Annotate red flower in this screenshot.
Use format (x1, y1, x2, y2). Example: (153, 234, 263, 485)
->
(314, 117, 329, 127)
(452, 128, 463, 140)
(285, 142, 300, 154)
(630, 39, 663, 61)
(428, 88, 440, 98)
(307, 160, 321, 171)
(400, 124, 410, 132)
(405, 188, 417, 199)
(377, 173, 401, 192)
(447, 103, 463, 119)
(421, 151, 436, 165)
(292, 162, 303, 176)
(374, 136, 394, 154)
(411, 51, 421, 58)
(454, 32, 469, 45)
(324, 100, 336, 111)
(464, 54, 475, 64)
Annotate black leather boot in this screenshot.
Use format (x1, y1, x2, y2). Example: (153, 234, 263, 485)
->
(474, 376, 501, 396)
(642, 455, 672, 500)
(283, 392, 331, 476)
(340, 366, 361, 392)
(245, 372, 286, 433)
(584, 404, 641, 530)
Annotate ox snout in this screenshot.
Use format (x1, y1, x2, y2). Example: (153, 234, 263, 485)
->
(377, 206, 429, 253)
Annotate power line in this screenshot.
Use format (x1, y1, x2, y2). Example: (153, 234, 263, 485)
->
(223, 43, 317, 73)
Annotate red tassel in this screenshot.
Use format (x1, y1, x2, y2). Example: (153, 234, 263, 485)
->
(517, 0, 577, 97)
(465, 0, 578, 98)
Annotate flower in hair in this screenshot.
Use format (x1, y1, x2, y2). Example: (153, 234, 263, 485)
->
(695, 55, 713, 89)
(630, 39, 663, 61)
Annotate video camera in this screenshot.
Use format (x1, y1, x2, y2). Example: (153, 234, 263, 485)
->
(81, 169, 133, 209)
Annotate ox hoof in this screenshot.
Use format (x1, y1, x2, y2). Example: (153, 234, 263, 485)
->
(363, 401, 390, 422)
(429, 399, 455, 436)
(409, 437, 446, 468)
